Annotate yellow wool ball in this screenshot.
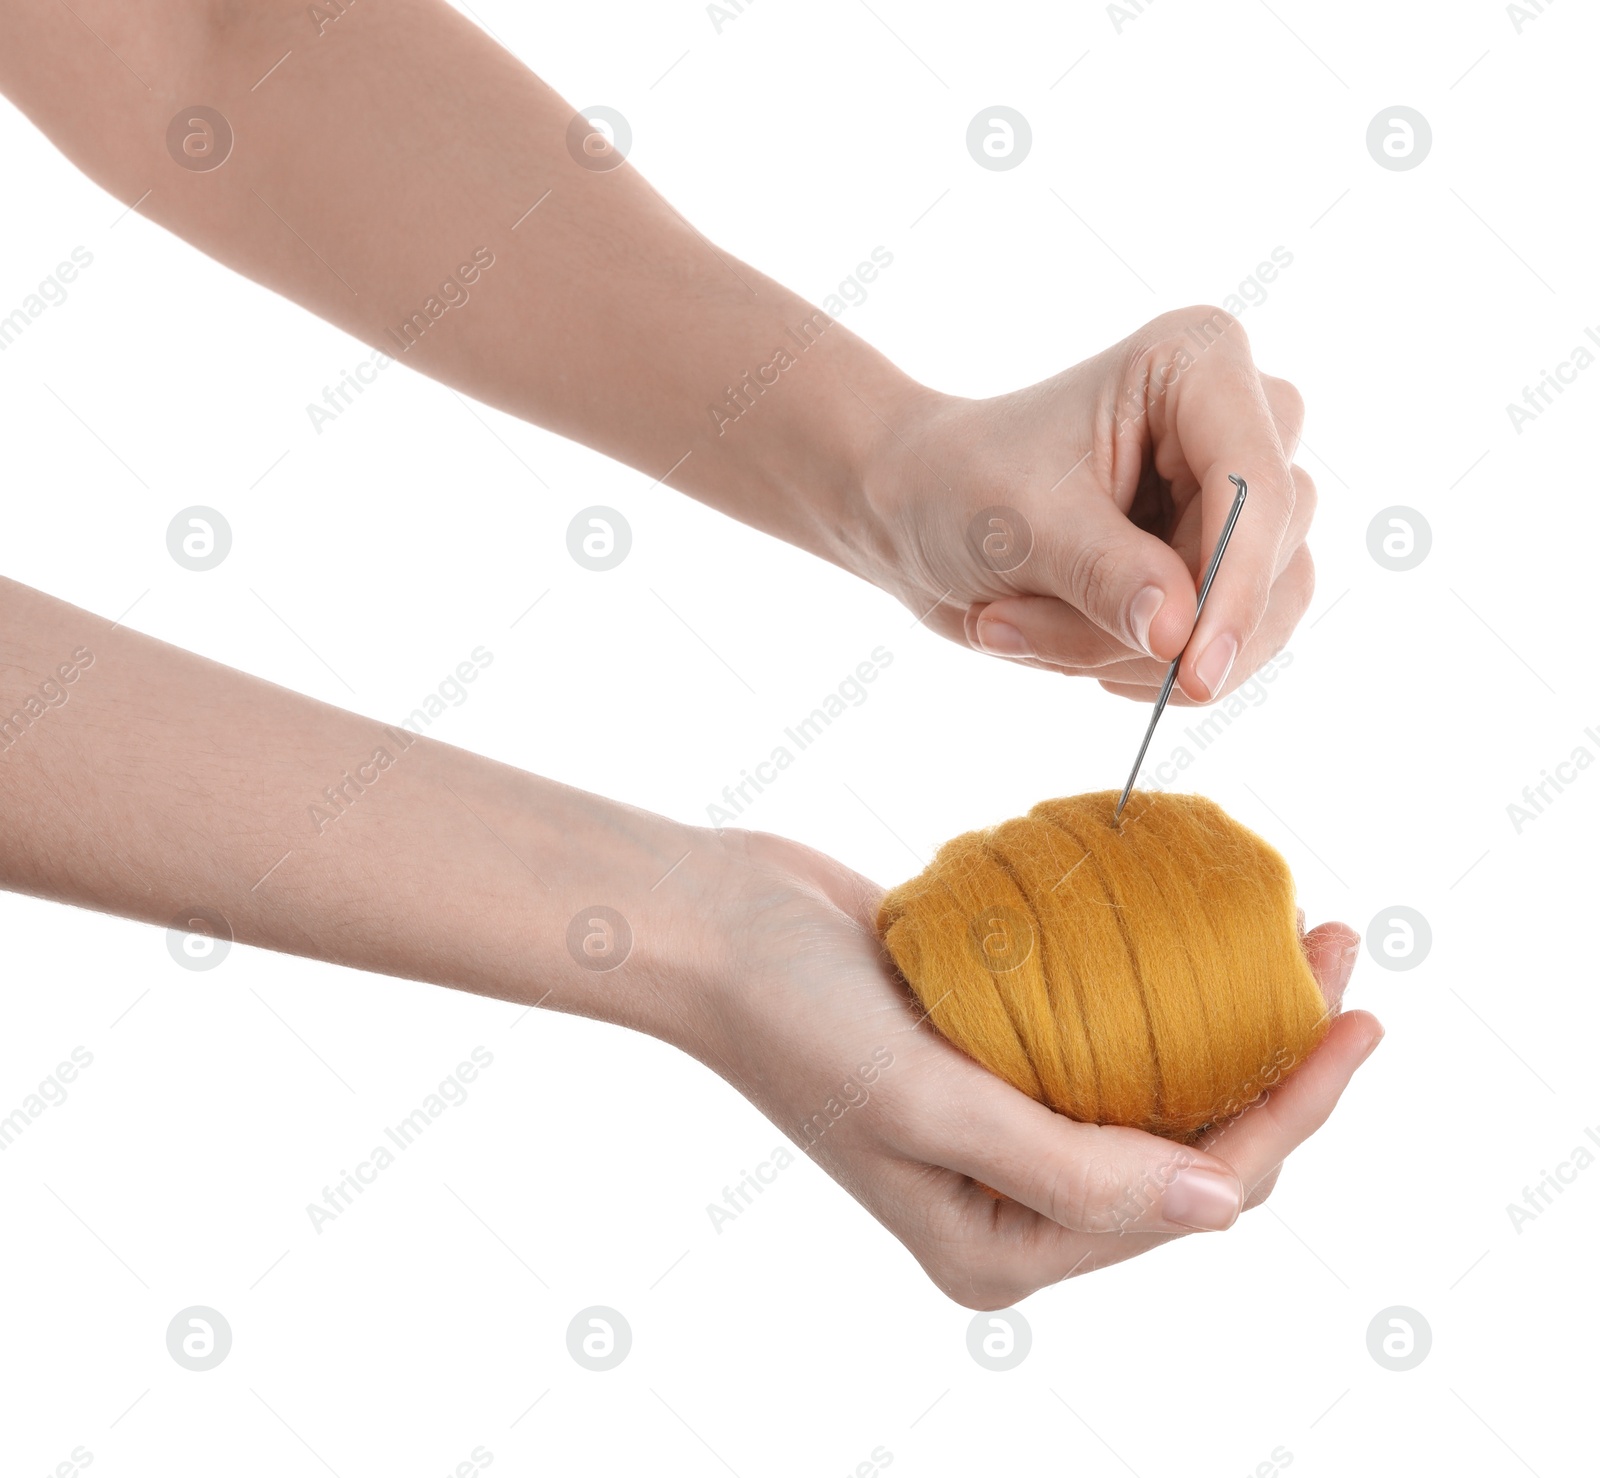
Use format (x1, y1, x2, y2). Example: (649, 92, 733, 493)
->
(877, 790, 1331, 1142)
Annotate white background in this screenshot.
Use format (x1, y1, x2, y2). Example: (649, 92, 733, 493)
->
(2, 1, 1595, 1474)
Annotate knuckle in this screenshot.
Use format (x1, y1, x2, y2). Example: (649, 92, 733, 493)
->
(891, 1107, 953, 1167)
(1290, 464, 1318, 527)
(947, 1273, 1028, 1312)
(1183, 302, 1247, 351)
(1287, 543, 1316, 620)
(1244, 1167, 1282, 1210)
(1134, 304, 1247, 366)
(920, 1241, 1026, 1311)
(1262, 374, 1306, 439)
(1046, 1148, 1137, 1233)
(1061, 537, 1125, 624)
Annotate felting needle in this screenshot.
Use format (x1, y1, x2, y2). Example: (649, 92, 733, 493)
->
(1113, 474, 1249, 820)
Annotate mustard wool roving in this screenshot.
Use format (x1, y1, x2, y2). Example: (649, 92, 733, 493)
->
(877, 791, 1331, 1143)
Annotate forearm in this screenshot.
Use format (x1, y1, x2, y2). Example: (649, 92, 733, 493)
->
(0, 576, 734, 1044)
(0, 0, 919, 573)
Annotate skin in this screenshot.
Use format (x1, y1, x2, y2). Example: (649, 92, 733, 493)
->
(0, 0, 1318, 701)
(0, 0, 1381, 1305)
(0, 579, 1379, 1307)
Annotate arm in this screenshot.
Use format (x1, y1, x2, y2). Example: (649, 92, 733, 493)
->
(0, 0, 1317, 703)
(0, 0, 910, 575)
(0, 575, 726, 1045)
(0, 574, 1381, 1305)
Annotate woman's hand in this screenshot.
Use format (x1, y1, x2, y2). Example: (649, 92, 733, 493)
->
(856, 306, 1316, 706)
(689, 828, 1381, 1310)
(0, 8, 1312, 719)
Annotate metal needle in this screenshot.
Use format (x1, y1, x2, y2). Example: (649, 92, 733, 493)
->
(1114, 474, 1249, 820)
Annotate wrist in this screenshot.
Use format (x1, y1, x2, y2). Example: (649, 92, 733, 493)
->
(698, 309, 942, 589)
(841, 372, 953, 588)
(850, 381, 980, 599)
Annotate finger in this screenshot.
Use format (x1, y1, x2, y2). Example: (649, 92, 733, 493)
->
(967, 595, 1139, 669)
(1094, 543, 1313, 702)
(912, 1072, 1247, 1235)
(1260, 374, 1306, 462)
(1243, 1163, 1283, 1209)
(1163, 460, 1315, 587)
(896, 1172, 1170, 1307)
(1158, 325, 1299, 700)
(1021, 494, 1200, 662)
(1278, 464, 1317, 573)
(975, 531, 1313, 685)
(1303, 919, 1359, 1013)
(916, 596, 977, 650)
(1194, 1009, 1383, 1199)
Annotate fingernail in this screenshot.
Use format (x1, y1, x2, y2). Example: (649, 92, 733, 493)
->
(1338, 938, 1360, 992)
(1162, 1167, 1242, 1231)
(1193, 634, 1238, 699)
(1357, 1025, 1386, 1067)
(975, 619, 1030, 658)
(1129, 585, 1165, 656)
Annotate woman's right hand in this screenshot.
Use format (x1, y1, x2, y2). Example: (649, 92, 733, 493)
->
(687, 829, 1383, 1309)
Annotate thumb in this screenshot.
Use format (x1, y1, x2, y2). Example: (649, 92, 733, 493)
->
(985, 500, 1197, 662)
(935, 1077, 1244, 1234)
